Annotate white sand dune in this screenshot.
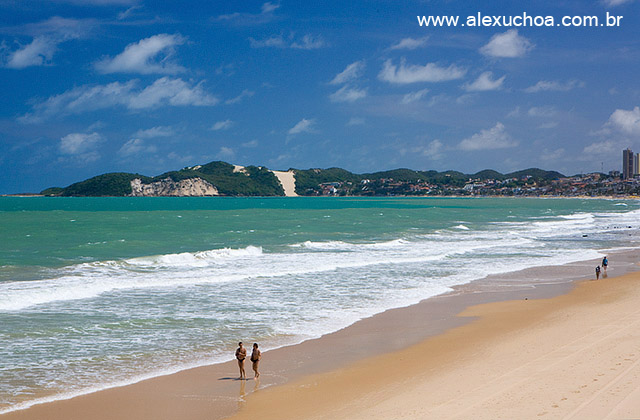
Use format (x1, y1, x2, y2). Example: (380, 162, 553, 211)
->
(272, 170, 298, 197)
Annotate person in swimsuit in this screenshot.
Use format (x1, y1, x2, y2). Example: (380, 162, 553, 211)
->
(235, 342, 247, 380)
(250, 343, 261, 379)
(595, 265, 601, 280)
(602, 256, 608, 272)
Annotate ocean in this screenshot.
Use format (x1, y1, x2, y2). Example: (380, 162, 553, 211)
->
(1, 196, 639, 413)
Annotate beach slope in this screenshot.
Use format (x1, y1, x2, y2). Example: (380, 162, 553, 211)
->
(231, 271, 640, 420)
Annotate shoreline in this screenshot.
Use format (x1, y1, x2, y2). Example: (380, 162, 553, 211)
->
(2, 248, 638, 419)
(230, 255, 640, 419)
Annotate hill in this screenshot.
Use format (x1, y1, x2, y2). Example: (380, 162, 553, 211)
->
(41, 162, 566, 197)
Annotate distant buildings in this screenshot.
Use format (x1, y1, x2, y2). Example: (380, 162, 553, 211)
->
(623, 148, 635, 179)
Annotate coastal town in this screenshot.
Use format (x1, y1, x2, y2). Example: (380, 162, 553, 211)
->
(311, 171, 640, 197)
(305, 148, 640, 197)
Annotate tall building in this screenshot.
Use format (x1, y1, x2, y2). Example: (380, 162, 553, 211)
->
(623, 148, 634, 179)
(634, 153, 640, 176)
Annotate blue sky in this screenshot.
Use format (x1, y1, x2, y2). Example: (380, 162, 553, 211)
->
(1, 0, 639, 193)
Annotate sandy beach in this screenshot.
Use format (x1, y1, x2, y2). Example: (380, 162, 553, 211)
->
(3, 253, 640, 420)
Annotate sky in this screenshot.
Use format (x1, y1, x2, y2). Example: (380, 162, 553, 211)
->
(1, 0, 639, 193)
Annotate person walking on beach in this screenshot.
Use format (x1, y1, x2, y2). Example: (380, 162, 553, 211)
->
(250, 343, 261, 379)
(596, 265, 601, 280)
(235, 342, 247, 380)
(602, 256, 608, 272)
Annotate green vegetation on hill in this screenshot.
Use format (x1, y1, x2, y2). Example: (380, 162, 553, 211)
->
(156, 161, 284, 196)
(292, 167, 361, 195)
(52, 173, 151, 197)
(40, 162, 566, 197)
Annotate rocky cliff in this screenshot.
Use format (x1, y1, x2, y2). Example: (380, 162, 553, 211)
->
(129, 177, 219, 197)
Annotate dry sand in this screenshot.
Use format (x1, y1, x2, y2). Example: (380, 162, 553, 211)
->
(231, 270, 640, 420)
(271, 170, 298, 197)
(4, 257, 640, 420)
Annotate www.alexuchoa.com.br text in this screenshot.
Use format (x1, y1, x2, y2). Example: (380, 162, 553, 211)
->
(418, 12, 623, 28)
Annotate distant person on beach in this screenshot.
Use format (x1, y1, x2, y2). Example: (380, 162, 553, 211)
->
(250, 343, 261, 379)
(602, 256, 608, 272)
(596, 265, 601, 280)
(235, 342, 247, 379)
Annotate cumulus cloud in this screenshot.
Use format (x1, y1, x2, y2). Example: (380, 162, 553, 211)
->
(458, 122, 517, 151)
(225, 89, 254, 104)
(330, 61, 365, 85)
(20, 77, 218, 123)
(288, 118, 316, 135)
(4, 37, 58, 68)
(463, 71, 506, 92)
(389, 36, 429, 50)
(401, 88, 429, 104)
(119, 138, 157, 157)
(95, 34, 186, 74)
(59, 132, 103, 154)
(480, 29, 533, 58)
(606, 106, 640, 135)
(2, 17, 93, 69)
(378, 59, 466, 84)
(215, 2, 280, 25)
(524, 79, 584, 93)
(212, 120, 234, 131)
(134, 126, 174, 138)
(249, 34, 326, 49)
(329, 85, 367, 103)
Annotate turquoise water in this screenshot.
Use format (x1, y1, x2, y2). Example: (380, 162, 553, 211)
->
(1, 197, 639, 412)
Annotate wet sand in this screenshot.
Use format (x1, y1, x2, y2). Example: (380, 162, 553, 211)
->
(3, 250, 639, 420)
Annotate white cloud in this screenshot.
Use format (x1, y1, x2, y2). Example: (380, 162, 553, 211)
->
(225, 89, 254, 104)
(527, 106, 557, 117)
(128, 77, 217, 108)
(59, 132, 103, 155)
(524, 79, 583, 93)
(583, 140, 619, 155)
(606, 106, 640, 135)
(249, 34, 326, 49)
(249, 35, 285, 48)
(212, 120, 234, 131)
(217, 146, 235, 159)
(330, 61, 365, 85)
(389, 36, 429, 50)
(242, 139, 259, 148)
(458, 122, 517, 151)
(291, 34, 327, 50)
(347, 117, 365, 126)
(5, 37, 57, 68)
(288, 118, 316, 135)
(329, 85, 367, 103)
(20, 77, 218, 123)
(603, 0, 633, 6)
(540, 148, 565, 161)
(119, 138, 157, 157)
(117, 5, 142, 20)
(216, 2, 280, 25)
(401, 88, 429, 104)
(95, 34, 186, 74)
(480, 29, 533, 58)
(463, 71, 506, 92)
(378, 59, 466, 84)
(418, 139, 444, 159)
(3, 16, 93, 69)
(538, 121, 559, 129)
(134, 126, 174, 138)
